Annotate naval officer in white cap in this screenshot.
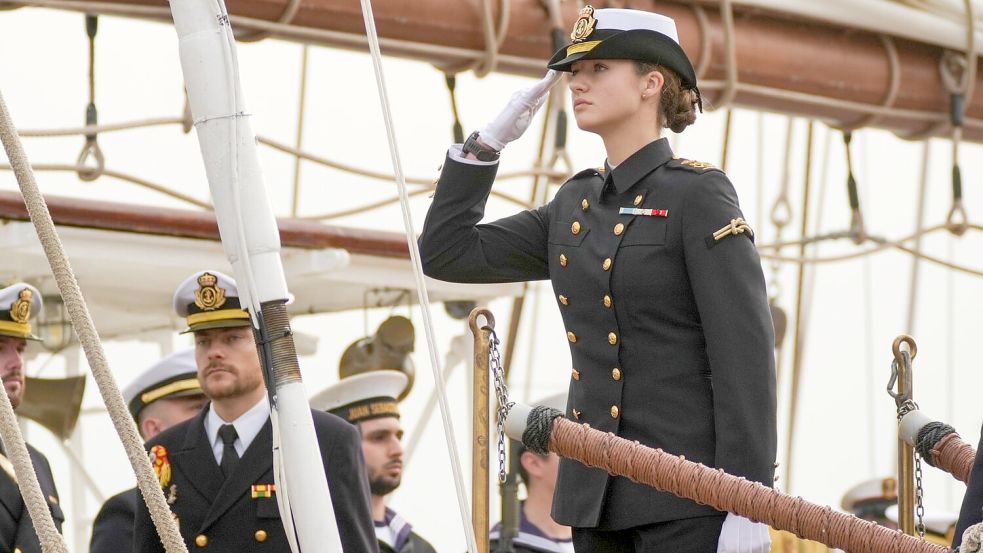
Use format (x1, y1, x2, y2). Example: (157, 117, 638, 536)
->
(89, 349, 208, 553)
(0, 283, 63, 553)
(130, 270, 377, 552)
(312, 370, 437, 553)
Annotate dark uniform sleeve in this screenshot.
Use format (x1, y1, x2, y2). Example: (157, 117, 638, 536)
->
(315, 410, 379, 553)
(419, 152, 551, 283)
(89, 489, 136, 553)
(953, 422, 983, 548)
(681, 171, 777, 486)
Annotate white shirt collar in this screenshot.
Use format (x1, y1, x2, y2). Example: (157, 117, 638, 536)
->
(204, 394, 270, 463)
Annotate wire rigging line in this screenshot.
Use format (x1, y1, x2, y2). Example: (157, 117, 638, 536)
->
(356, 1, 479, 552)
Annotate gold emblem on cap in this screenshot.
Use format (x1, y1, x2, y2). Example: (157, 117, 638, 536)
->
(194, 272, 227, 311)
(570, 5, 598, 42)
(10, 289, 32, 324)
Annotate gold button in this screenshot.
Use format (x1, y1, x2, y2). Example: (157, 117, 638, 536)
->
(255, 530, 268, 543)
(558, 294, 569, 305)
(572, 409, 581, 420)
(610, 405, 620, 418)
(559, 254, 568, 267)
(571, 221, 581, 235)
(608, 332, 618, 345)
(612, 368, 622, 381)
(614, 223, 625, 236)
(581, 198, 589, 211)
(634, 194, 643, 206)
(195, 534, 208, 547)
(572, 369, 580, 381)
(14, 548, 23, 553)
(567, 331, 577, 343)
(603, 295, 613, 308)
(602, 258, 612, 271)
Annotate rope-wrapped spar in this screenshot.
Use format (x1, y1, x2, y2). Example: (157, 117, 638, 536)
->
(507, 404, 950, 553)
(900, 409, 976, 484)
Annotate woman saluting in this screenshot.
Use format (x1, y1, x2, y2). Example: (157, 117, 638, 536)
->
(420, 7, 776, 552)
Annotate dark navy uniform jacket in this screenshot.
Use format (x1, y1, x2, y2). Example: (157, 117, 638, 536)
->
(954, 422, 983, 548)
(132, 407, 378, 552)
(0, 444, 63, 553)
(90, 487, 137, 553)
(420, 138, 777, 530)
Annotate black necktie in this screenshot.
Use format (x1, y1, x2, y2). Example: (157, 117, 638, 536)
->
(218, 424, 239, 478)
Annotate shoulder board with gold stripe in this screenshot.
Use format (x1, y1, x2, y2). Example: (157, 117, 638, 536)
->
(668, 158, 722, 173)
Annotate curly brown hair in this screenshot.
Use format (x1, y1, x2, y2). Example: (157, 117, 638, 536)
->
(635, 62, 699, 133)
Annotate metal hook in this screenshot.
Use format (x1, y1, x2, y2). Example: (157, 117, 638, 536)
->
(886, 335, 917, 408)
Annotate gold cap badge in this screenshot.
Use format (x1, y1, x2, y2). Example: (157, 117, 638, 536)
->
(10, 289, 32, 324)
(194, 272, 226, 311)
(570, 5, 597, 42)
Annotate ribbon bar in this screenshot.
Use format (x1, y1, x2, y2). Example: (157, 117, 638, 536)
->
(619, 207, 669, 217)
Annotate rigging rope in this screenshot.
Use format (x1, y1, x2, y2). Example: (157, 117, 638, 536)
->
(0, 89, 189, 553)
(356, 1, 478, 552)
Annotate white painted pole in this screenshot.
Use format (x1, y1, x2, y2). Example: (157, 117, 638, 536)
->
(167, 1, 342, 551)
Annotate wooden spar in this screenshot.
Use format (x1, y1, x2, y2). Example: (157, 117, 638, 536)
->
(0, 190, 410, 257)
(35, 0, 983, 142)
(468, 308, 495, 553)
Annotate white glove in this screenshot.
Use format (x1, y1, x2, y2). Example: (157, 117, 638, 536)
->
(479, 69, 563, 151)
(716, 514, 772, 553)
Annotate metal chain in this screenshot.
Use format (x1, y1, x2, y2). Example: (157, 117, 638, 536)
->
(489, 330, 514, 484)
(914, 452, 926, 538)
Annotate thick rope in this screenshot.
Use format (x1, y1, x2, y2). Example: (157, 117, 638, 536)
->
(0, 374, 68, 553)
(918, 425, 976, 483)
(0, 90, 189, 553)
(537, 413, 949, 553)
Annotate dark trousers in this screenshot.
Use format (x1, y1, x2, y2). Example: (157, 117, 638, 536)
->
(573, 515, 727, 553)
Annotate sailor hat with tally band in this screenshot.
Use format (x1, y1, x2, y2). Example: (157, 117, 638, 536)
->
(310, 370, 409, 424)
(123, 348, 204, 419)
(0, 282, 43, 341)
(548, 6, 700, 108)
(173, 270, 251, 333)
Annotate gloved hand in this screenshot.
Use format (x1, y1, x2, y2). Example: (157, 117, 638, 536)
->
(479, 69, 563, 151)
(716, 514, 772, 553)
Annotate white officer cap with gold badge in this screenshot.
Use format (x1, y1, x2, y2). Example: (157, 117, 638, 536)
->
(123, 348, 205, 420)
(0, 282, 43, 341)
(310, 370, 409, 424)
(173, 270, 252, 333)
